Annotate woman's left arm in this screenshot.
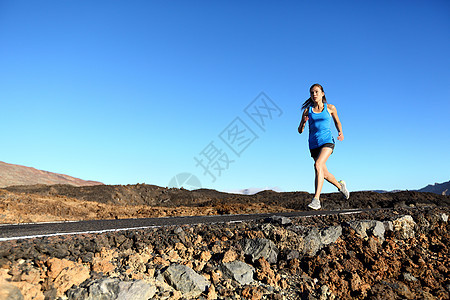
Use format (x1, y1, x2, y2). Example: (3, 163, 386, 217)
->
(328, 104, 344, 141)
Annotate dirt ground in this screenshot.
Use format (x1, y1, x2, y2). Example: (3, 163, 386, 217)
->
(1, 184, 449, 224)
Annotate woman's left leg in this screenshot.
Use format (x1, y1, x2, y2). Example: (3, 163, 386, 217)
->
(323, 164, 341, 190)
(313, 147, 336, 200)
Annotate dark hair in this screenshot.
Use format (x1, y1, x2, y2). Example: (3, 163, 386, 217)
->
(301, 83, 327, 110)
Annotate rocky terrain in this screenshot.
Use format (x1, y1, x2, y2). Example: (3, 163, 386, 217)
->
(0, 184, 449, 299)
(0, 206, 448, 300)
(0, 161, 103, 188)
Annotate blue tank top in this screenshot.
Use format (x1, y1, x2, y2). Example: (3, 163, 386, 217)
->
(308, 104, 335, 149)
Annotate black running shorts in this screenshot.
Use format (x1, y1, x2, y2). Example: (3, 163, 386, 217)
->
(310, 143, 335, 159)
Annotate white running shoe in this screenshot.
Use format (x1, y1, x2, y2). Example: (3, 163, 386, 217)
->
(308, 198, 321, 210)
(339, 180, 350, 199)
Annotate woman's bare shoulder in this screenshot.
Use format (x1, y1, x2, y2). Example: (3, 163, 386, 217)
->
(327, 103, 338, 116)
(327, 103, 337, 110)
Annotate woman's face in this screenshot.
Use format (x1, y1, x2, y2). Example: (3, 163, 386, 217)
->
(310, 86, 324, 103)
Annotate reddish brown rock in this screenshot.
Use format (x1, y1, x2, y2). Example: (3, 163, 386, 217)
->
(255, 257, 280, 286)
(46, 258, 90, 297)
(206, 284, 218, 300)
(242, 286, 264, 300)
(200, 251, 212, 262)
(210, 270, 222, 285)
(222, 249, 238, 263)
(91, 248, 117, 274)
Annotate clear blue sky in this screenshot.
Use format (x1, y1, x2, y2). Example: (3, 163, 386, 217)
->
(1, 0, 449, 193)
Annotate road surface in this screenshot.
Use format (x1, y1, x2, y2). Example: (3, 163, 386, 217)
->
(0, 208, 380, 241)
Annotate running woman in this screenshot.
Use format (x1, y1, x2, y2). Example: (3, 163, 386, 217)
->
(298, 83, 350, 210)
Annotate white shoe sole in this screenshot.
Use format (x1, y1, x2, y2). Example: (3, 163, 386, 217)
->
(308, 201, 321, 210)
(339, 180, 350, 200)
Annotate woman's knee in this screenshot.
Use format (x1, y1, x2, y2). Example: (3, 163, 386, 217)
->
(314, 161, 325, 172)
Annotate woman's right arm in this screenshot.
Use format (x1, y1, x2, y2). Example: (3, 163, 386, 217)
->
(298, 108, 309, 134)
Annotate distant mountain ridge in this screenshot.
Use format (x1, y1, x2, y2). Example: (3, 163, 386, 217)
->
(227, 187, 283, 195)
(373, 180, 449, 196)
(0, 161, 103, 188)
(0, 160, 448, 195)
(417, 181, 449, 196)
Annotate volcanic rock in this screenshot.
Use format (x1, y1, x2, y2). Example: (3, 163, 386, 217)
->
(221, 261, 255, 285)
(0, 283, 23, 300)
(242, 238, 278, 264)
(348, 219, 385, 241)
(392, 215, 416, 239)
(162, 264, 210, 297)
(46, 257, 90, 297)
(67, 278, 156, 300)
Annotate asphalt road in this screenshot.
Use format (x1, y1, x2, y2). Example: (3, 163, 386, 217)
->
(0, 208, 377, 241)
